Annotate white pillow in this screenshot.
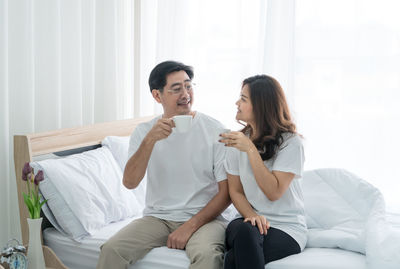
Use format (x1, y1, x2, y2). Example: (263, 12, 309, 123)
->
(102, 136, 147, 210)
(32, 147, 140, 241)
(32, 160, 84, 240)
(101, 136, 130, 171)
(37, 175, 87, 241)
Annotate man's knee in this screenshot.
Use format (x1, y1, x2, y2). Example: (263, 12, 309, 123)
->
(100, 239, 121, 258)
(97, 240, 130, 269)
(187, 242, 224, 262)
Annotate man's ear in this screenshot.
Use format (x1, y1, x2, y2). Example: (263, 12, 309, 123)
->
(151, 89, 162, 103)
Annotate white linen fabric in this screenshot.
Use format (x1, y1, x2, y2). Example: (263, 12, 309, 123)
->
(102, 135, 147, 212)
(364, 185, 400, 269)
(302, 169, 375, 254)
(43, 218, 366, 269)
(44, 216, 190, 269)
(224, 133, 307, 250)
(302, 168, 400, 269)
(128, 112, 228, 222)
(32, 147, 140, 241)
(42, 167, 400, 269)
(267, 248, 366, 269)
(102, 136, 130, 171)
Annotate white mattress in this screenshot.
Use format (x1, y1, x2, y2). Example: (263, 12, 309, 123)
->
(44, 216, 366, 269)
(44, 216, 189, 269)
(266, 248, 365, 269)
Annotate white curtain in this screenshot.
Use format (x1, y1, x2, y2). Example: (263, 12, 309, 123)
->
(0, 0, 142, 247)
(139, 0, 400, 213)
(293, 0, 400, 213)
(140, 0, 269, 127)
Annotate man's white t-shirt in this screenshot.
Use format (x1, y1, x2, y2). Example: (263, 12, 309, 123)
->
(224, 133, 308, 250)
(128, 112, 227, 222)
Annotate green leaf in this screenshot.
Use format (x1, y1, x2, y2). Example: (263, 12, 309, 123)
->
(23, 193, 34, 219)
(34, 206, 42, 219)
(23, 193, 32, 208)
(39, 199, 47, 208)
(31, 190, 37, 204)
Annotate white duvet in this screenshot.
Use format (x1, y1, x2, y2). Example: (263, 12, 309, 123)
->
(302, 169, 400, 269)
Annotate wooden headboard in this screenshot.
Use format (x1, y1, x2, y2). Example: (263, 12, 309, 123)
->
(13, 115, 155, 247)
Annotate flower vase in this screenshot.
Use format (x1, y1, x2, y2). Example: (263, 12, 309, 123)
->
(27, 218, 46, 269)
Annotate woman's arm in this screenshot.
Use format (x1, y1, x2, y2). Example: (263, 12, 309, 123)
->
(228, 173, 269, 234)
(246, 145, 295, 201)
(221, 132, 295, 201)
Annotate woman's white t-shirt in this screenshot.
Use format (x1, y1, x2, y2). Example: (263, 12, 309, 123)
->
(224, 133, 307, 250)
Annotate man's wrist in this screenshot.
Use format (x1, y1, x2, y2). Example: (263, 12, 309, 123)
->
(186, 216, 202, 232)
(143, 134, 156, 146)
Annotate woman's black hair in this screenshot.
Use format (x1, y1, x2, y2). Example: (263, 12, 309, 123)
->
(241, 75, 297, 161)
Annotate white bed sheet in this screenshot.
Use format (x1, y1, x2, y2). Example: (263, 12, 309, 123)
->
(44, 216, 189, 269)
(44, 216, 366, 269)
(266, 248, 365, 269)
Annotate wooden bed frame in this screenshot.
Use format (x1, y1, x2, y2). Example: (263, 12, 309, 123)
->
(13, 115, 155, 269)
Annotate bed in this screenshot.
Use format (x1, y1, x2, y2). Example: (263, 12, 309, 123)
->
(13, 116, 400, 269)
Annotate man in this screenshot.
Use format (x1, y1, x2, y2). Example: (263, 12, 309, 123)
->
(96, 61, 231, 269)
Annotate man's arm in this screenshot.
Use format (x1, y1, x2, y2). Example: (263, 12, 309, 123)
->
(167, 179, 231, 249)
(123, 118, 174, 189)
(123, 136, 156, 189)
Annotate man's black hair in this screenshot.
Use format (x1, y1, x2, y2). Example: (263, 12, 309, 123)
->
(148, 61, 194, 92)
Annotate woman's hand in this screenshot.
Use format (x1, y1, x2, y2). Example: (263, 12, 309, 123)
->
(220, 131, 256, 153)
(244, 215, 270, 235)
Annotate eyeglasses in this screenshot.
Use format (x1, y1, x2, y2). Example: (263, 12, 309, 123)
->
(166, 82, 195, 95)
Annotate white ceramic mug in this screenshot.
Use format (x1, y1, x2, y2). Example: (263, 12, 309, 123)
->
(173, 115, 192, 133)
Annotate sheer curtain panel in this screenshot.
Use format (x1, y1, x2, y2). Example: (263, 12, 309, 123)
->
(0, 0, 140, 247)
(139, 0, 400, 213)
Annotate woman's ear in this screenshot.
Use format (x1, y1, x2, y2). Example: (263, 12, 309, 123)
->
(151, 89, 162, 103)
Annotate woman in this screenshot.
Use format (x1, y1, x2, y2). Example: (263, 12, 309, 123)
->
(220, 75, 307, 269)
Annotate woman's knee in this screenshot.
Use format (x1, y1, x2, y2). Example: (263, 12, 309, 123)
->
(224, 249, 235, 269)
(235, 221, 262, 243)
(226, 218, 245, 246)
(238, 221, 259, 235)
